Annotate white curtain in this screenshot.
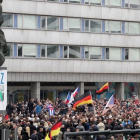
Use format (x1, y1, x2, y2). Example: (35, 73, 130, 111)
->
(69, 18, 80, 31)
(130, 23, 140, 34)
(69, 0, 80, 3)
(17, 15, 22, 28)
(63, 18, 68, 30)
(130, 0, 139, 5)
(105, 21, 109, 33)
(23, 44, 36, 57)
(110, 21, 121, 33)
(23, 15, 36, 29)
(105, 0, 109, 5)
(90, 0, 101, 5)
(89, 47, 101, 59)
(125, 22, 129, 34)
(129, 49, 140, 60)
(110, 48, 121, 60)
(111, 0, 121, 6)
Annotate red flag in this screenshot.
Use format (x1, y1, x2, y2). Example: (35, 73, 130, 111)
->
(5, 114, 9, 120)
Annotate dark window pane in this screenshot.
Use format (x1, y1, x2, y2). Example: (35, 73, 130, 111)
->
(2, 14, 13, 27)
(64, 46, 68, 58)
(125, 49, 129, 60)
(41, 46, 46, 57)
(106, 48, 109, 59)
(18, 46, 22, 57)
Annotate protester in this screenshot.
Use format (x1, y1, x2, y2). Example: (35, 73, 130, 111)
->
(2, 96, 140, 140)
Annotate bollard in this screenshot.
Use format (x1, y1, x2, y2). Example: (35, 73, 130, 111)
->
(14, 128, 18, 140)
(5, 129, 10, 140)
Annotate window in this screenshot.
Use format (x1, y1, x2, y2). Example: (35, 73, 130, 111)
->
(110, 21, 121, 33)
(125, 0, 129, 7)
(23, 15, 36, 29)
(63, 46, 68, 58)
(129, 48, 140, 60)
(130, 0, 140, 8)
(2, 14, 13, 27)
(17, 15, 23, 28)
(69, 18, 81, 31)
(63, 18, 68, 31)
(84, 47, 101, 59)
(23, 44, 36, 57)
(69, 0, 80, 3)
(47, 45, 59, 58)
(106, 48, 121, 60)
(85, 20, 89, 32)
(69, 46, 80, 58)
(41, 45, 46, 57)
(63, 18, 81, 31)
(110, 0, 121, 6)
(90, 0, 101, 5)
(41, 17, 46, 29)
(125, 49, 129, 60)
(48, 0, 59, 2)
(47, 17, 59, 30)
(125, 22, 129, 34)
(3, 43, 13, 57)
(18, 45, 22, 57)
(90, 20, 101, 33)
(105, 21, 109, 33)
(85, 20, 101, 33)
(129, 22, 140, 34)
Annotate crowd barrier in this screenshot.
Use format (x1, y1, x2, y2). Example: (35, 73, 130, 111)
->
(1, 128, 140, 140)
(64, 129, 140, 140)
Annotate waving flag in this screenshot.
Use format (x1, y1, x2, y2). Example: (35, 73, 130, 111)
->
(66, 92, 71, 104)
(102, 94, 115, 115)
(48, 106, 54, 116)
(50, 118, 62, 139)
(96, 83, 109, 94)
(72, 87, 79, 97)
(45, 133, 51, 140)
(68, 87, 79, 105)
(72, 91, 92, 110)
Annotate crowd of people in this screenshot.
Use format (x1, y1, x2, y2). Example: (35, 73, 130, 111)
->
(1, 97, 140, 140)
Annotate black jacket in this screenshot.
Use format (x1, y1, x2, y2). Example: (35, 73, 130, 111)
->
(37, 132, 45, 140)
(30, 124, 37, 135)
(6, 104, 14, 115)
(28, 101, 34, 111)
(37, 126, 46, 137)
(30, 134, 39, 140)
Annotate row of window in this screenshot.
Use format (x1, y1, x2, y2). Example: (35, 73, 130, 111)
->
(5, 43, 140, 61)
(3, 14, 140, 35)
(24, 0, 140, 9)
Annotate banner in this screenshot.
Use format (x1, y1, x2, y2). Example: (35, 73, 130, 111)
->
(0, 70, 7, 110)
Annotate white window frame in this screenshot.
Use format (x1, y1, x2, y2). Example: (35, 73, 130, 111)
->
(46, 45, 60, 59)
(68, 46, 81, 59)
(63, 46, 69, 58)
(22, 44, 37, 58)
(129, 0, 140, 8)
(87, 19, 102, 33)
(46, 16, 60, 31)
(129, 22, 140, 35)
(22, 15, 37, 29)
(109, 21, 122, 34)
(105, 47, 122, 60)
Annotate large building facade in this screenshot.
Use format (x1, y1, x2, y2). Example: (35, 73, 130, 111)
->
(1, 0, 140, 103)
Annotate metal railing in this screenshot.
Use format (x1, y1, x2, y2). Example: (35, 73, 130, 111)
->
(64, 129, 140, 140)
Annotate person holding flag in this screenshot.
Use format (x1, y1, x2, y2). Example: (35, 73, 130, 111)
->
(72, 91, 93, 111)
(45, 118, 62, 140)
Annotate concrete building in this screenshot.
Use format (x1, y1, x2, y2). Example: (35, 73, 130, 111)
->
(1, 0, 140, 103)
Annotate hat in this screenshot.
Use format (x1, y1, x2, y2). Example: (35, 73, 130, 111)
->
(97, 122, 105, 131)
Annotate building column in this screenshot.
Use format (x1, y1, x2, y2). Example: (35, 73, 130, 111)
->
(31, 82, 40, 100)
(75, 82, 84, 97)
(116, 82, 124, 100)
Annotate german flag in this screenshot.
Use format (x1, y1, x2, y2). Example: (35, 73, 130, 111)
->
(45, 133, 51, 140)
(72, 91, 93, 110)
(50, 118, 62, 139)
(96, 82, 109, 94)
